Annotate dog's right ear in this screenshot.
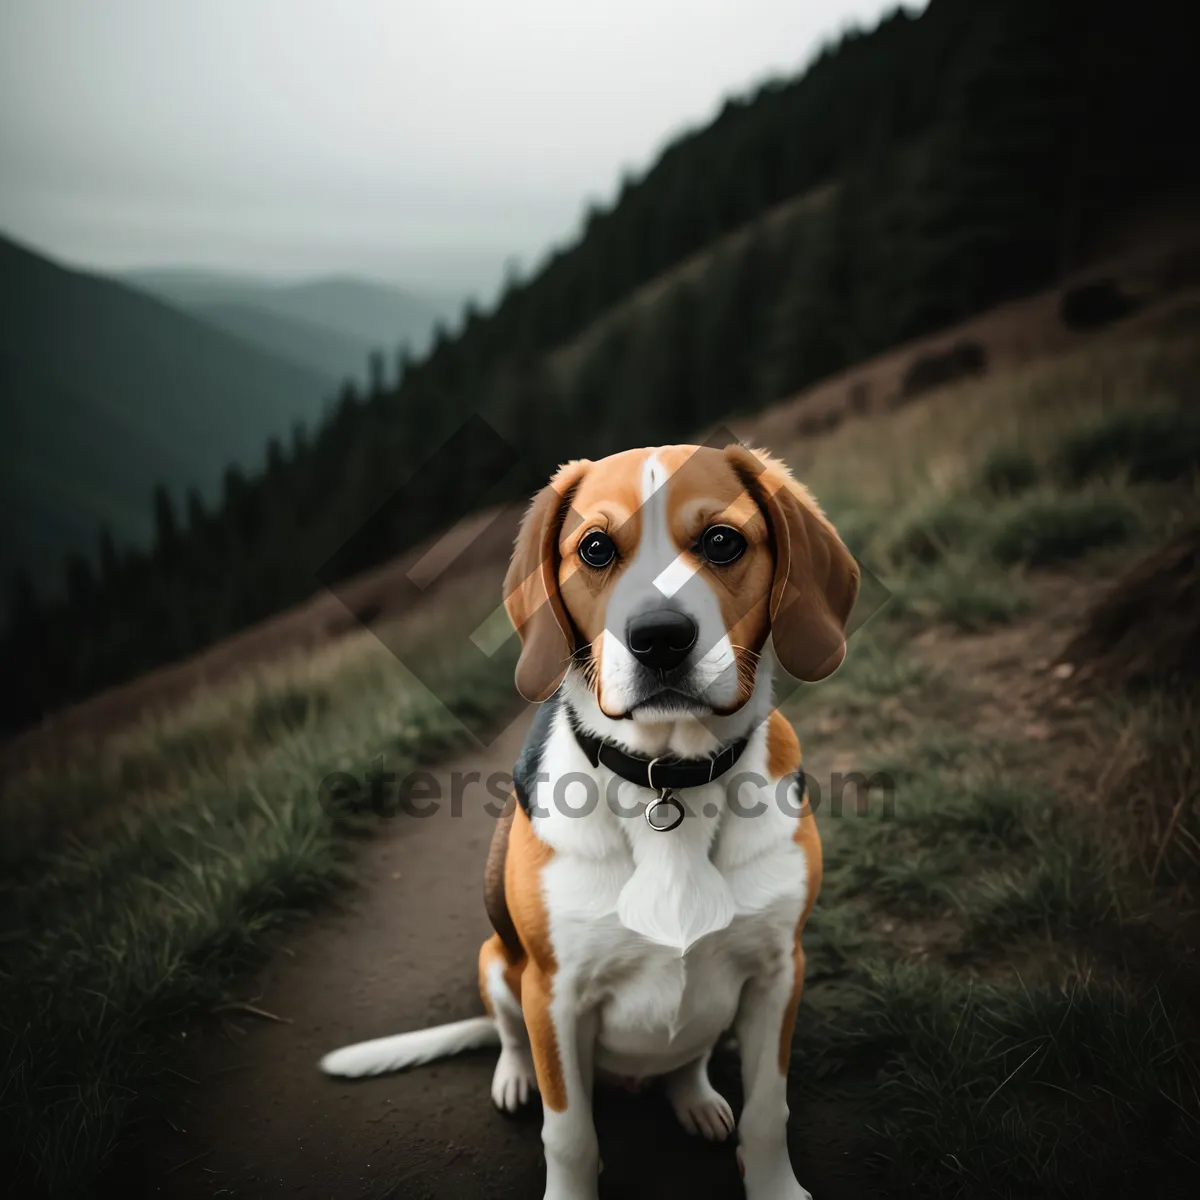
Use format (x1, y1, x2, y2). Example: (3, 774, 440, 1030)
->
(726, 444, 859, 682)
(504, 460, 589, 703)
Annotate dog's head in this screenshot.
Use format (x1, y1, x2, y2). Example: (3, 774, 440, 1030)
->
(504, 444, 859, 720)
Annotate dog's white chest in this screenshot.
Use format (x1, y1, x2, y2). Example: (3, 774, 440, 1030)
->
(542, 837, 803, 1079)
(589, 924, 757, 1076)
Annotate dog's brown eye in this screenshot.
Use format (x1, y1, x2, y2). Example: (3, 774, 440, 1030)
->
(700, 525, 746, 566)
(579, 530, 616, 569)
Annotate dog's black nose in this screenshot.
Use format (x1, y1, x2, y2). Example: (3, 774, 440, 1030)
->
(626, 609, 698, 672)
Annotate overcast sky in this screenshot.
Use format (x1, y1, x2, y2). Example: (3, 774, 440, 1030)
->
(1, 0, 918, 297)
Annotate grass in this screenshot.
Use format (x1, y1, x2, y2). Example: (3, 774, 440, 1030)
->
(888, 560, 1030, 631)
(798, 311, 1200, 633)
(773, 305, 1200, 1196)
(884, 497, 990, 565)
(789, 674, 1200, 1196)
(784, 618, 931, 743)
(979, 445, 1041, 495)
(819, 729, 1033, 917)
(1111, 692, 1200, 886)
(0, 624, 518, 1194)
(990, 493, 1140, 566)
(814, 965, 1200, 1197)
(1053, 408, 1200, 485)
(880, 489, 1140, 573)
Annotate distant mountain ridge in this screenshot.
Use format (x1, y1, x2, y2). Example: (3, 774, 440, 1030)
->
(192, 300, 375, 384)
(122, 269, 453, 378)
(0, 234, 337, 594)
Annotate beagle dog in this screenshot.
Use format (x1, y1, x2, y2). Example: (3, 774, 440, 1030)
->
(321, 444, 859, 1200)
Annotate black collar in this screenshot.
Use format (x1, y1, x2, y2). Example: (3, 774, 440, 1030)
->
(566, 704, 750, 792)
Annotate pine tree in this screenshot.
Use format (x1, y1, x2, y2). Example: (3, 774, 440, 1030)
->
(65, 552, 95, 605)
(395, 348, 413, 391)
(153, 484, 178, 557)
(8, 569, 39, 632)
(186, 488, 206, 531)
(762, 209, 846, 402)
(97, 525, 119, 584)
(368, 350, 386, 396)
(907, 1, 1072, 330)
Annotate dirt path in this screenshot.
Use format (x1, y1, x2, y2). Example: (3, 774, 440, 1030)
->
(126, 715, 877, 1200)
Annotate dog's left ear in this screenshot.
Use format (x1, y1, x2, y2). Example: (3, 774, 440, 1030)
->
(727, 445, 859, 682)
(504, 459, 589, 703)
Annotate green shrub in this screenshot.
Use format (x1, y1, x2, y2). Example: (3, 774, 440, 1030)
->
(935, 581, 1028, 630)
(979, 445, 1040, 495)
(991, 495, 1138, 566)
(888, 499, 989, 565)
(1054, 409, 1200, 485)
(891, 564, 1029, 631)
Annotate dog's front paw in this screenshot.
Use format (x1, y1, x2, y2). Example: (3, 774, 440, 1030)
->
(491, 1047, 538, 1113)
(736, 1147, 812, 1200)
(665, 1069, 734, 1142)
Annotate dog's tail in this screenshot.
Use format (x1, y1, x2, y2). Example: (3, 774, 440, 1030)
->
(319, 1016, 499, 1078)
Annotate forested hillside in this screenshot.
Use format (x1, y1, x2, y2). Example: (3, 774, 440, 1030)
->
(3, 0, 1195, 733)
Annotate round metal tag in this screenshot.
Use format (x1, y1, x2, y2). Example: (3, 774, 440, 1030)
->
(645, 792, 685, 832)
